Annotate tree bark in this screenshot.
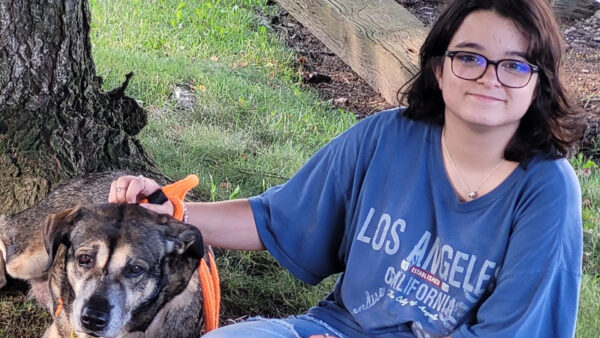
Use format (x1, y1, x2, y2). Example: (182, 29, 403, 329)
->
(553, 0, 600, 20)
(0, 0, 161, 215)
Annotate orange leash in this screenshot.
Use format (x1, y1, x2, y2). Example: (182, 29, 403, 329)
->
(198, 251, 221, 332)
(146, 174, 221, 332)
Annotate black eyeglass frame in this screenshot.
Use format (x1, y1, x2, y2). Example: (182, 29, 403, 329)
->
(444, 50, 539, 88)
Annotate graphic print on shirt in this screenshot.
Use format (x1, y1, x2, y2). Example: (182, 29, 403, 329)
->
(353, 207, 500, 332)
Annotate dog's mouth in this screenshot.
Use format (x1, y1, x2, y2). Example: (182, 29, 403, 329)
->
(77, 325, 107, 338)
(78, 318, 115, 338)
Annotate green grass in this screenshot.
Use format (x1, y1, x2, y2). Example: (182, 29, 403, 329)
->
(0, 0, 599, 336)
(576, 274, 600, 337)
(0, 281, 50, 337)
(91, 0, 355, 199)
(572, 158, 600, 338)
(216, 250, 337, 320)
(573, 155, 600, 278)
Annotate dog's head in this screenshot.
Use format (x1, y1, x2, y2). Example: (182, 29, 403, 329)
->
(44, 203, 204, 337)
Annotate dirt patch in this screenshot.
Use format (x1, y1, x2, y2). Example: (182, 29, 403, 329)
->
(267, 0, 600, 153)
(562, 12, 600, 155)
(266, 5, 394, 119)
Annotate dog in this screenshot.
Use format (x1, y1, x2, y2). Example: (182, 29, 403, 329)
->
(0, 172, 211, 337)
(1, 172, 125, 292)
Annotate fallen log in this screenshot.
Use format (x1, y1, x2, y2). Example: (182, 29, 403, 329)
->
(553, 0, 600, 20)
(276, 0, 426, 105)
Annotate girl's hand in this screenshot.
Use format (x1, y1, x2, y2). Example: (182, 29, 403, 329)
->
(108, 175, 174, 216)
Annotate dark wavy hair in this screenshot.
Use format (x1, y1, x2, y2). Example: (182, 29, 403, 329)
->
(399, 0, 584, 162)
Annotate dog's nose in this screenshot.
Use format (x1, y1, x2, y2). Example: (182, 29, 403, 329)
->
(81, 305, 109, 330)
(81, 296, 111, 331)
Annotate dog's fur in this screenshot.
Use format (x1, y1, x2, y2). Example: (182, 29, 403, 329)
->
(0, 172, 208, 337)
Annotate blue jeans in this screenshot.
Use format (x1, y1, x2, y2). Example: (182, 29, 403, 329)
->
(202, 314, 346, 338)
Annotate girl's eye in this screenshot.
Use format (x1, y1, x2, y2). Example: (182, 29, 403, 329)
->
(77, 254, 92, 266)
(458, 53, 483, 65)
(502, 61, 530, 74)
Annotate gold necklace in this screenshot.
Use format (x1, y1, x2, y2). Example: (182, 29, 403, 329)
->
(441, 129, 505, 199)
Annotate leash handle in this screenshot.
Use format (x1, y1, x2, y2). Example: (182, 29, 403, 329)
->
(141, 174, 199, 221)
(146, 189, 168, 205)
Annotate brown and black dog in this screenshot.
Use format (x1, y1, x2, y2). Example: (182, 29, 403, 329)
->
(0, 172, 210, 337)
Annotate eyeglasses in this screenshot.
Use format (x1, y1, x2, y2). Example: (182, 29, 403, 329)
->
(445, 51, 539, 88)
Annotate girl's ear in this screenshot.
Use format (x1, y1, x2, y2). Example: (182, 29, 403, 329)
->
(532, 75, 541, 102)
(431, 61, 444, 90)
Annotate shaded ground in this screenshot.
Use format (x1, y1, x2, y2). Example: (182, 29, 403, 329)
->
(268, 1, 600, 153)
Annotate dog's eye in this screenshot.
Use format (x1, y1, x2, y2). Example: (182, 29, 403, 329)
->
(127, 265, 145, 277)
(77, 254, 92, 266)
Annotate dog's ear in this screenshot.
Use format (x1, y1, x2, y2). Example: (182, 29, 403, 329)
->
(166, 225, 204, 259)
(43, 206, 82, 271)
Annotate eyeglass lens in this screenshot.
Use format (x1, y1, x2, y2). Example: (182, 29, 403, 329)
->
(451, 52, 533, 88)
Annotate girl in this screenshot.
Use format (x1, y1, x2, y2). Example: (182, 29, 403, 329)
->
(110, 0, 584, 336)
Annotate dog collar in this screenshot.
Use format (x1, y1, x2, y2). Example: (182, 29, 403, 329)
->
(54, 297, 64, 317)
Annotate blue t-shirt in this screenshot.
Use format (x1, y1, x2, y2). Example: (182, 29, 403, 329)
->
(249, 109, 582, 337)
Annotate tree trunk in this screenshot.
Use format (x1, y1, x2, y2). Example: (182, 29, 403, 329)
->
(552, 0, 600, 20)
(0, 0, 161, 215)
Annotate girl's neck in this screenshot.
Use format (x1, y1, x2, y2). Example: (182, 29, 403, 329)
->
(441, 115, 520, 201)
(442, 116, 518, 171)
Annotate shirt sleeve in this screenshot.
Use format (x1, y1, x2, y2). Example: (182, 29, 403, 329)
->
(249, 121, 368, 285)
(453, 160, 583, 337)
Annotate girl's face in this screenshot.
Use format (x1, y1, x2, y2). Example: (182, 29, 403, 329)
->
(435, 10, 538, 133)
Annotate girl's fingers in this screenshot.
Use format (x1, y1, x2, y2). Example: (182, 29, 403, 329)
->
(108, 175, 174, 218)
(108, 175, 161, 204)
(125, 176, 147, 204)
(108, 180, 119, 203)
(113, 176, 136, 203)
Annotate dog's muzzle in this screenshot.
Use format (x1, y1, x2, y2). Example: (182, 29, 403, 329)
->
(81, 295, 111, 332)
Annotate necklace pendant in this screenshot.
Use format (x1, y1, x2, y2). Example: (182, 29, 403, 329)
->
(467, 191, 478, 199)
